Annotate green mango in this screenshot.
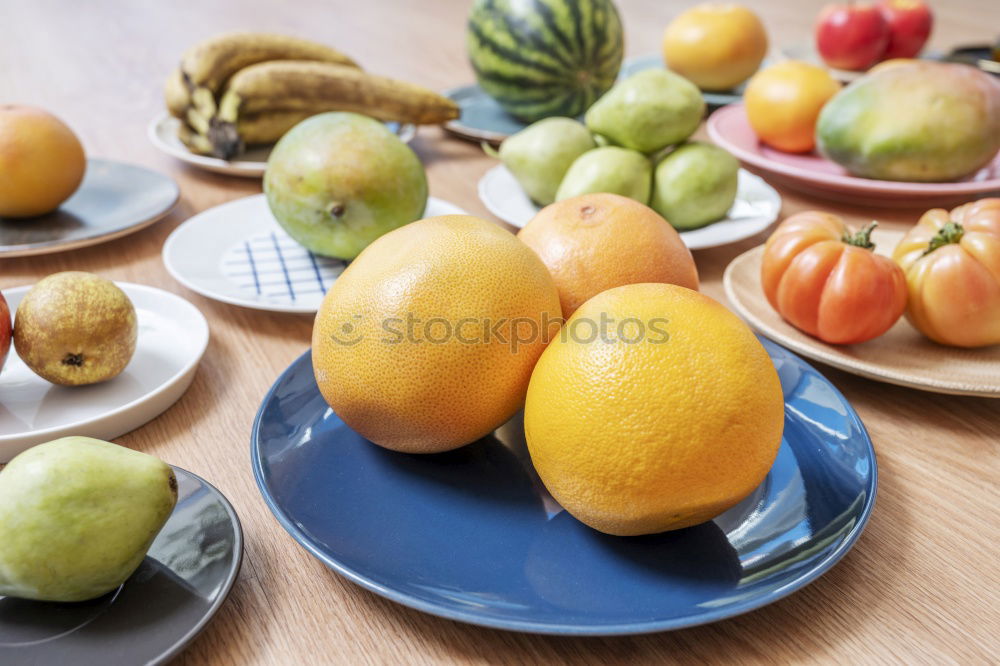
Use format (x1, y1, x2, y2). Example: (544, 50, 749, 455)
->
(499, 117, 596, 206)
(264, 112, 428, 259)
(585, 69, 705, 154)
(0, 437, 177, 602)
(651, 142, 739, 230)
(817, 62, 1000, 182)
(555, 147, 652, 204)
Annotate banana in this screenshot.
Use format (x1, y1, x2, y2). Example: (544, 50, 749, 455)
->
(178, 32, 359, 118)
(216, 60, 460, 125)
(205, 110, 317, 159)
(176, 123, 214, 156)
(236, 110, 315, 144)
(164, 67, 190, 118)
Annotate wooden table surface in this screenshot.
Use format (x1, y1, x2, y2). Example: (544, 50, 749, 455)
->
(2, 0, 998, 663)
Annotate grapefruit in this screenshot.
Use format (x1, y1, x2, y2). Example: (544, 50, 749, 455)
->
(524, 283, 784, 536)
(662, 3, 769, 91)
(518, 193, 699, 319)
(312, 215, 561, 453)
(0, 106, 85, 218)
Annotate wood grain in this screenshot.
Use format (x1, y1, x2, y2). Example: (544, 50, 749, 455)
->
(1, 1, 998, 663)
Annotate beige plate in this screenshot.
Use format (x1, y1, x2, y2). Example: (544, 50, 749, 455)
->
(724, 230, 1000, 398)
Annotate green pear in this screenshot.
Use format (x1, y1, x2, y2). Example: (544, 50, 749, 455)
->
(651, 142, 739, 230)
(498, 118, 596, 206)
(555, 147, 652, 204)
(14, 272, 137, 386)
(0, 437, 178, 602)
(585, 69, 705, 154)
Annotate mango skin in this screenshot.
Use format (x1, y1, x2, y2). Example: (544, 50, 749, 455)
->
(264, 112, 428, 259)
(0, 437, 178, 602)
(817, 62, 1000, 182)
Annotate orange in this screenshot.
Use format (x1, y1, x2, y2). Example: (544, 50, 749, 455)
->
(0, 106, 86, 217)
(524, 283, 784, 536)
(517, 193, 699, 319)
(312, 214, 561, 454)
(744, 60, 841, 153)
(662, 3, 768, 91)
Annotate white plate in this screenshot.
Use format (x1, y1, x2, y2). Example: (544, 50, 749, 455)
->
(0, 283, 209, 462)
(163, 194, 468, 313)
(478, 165, 782, 250)
(148, 113, 418, 178)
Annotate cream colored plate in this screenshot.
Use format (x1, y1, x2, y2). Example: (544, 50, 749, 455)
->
(723, 230, 1000, 398)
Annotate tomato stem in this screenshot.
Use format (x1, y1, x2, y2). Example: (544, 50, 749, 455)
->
(923, 222, 965, 256)
(843, 221, 878, 249)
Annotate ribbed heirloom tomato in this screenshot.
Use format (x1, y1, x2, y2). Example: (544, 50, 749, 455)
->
(762, 211, 907, 344)
(892, 198, 1000, 348)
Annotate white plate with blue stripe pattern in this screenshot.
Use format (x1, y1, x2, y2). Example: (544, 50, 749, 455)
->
(162, 194, 467, 313)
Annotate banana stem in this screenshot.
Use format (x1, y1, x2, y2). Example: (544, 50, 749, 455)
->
(207, 119, 243, 160)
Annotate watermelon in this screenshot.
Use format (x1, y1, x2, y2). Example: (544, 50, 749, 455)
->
(467, 0, 625, 122)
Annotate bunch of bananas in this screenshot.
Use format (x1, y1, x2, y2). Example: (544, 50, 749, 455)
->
(164, 32, 459, 159)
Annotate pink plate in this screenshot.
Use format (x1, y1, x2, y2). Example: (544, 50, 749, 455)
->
(706, 103, 1000, 208)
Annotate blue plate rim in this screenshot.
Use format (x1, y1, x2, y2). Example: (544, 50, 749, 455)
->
(251, 343, 878, 635)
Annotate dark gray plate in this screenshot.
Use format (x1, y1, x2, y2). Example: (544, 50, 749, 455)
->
(442, 84, 531, 145)
(0, 158, 179, 258)
(0, 466, 242, 666)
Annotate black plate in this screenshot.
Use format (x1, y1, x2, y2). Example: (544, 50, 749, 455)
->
(0, 466, 242, 665)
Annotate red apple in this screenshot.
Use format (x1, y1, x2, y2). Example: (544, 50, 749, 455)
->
(815, 3, 891, 71)
(879, 0, 933, 59)
(0, 292, 10, 372)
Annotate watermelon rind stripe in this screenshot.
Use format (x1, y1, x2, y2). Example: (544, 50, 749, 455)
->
(468, 20, 566, 79)
(467, 0, 625, 122)
(488, 0, 575, 70)
(565, 0, 585, 62)
(531, 0, 577, 65)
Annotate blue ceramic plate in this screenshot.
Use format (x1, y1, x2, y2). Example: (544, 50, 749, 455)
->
(252, 339, 876, 635)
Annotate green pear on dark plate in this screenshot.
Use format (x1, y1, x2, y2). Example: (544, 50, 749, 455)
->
(0, 437, 178, 602)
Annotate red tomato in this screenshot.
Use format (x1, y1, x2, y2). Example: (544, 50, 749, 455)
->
(762, 211, 907, 344)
